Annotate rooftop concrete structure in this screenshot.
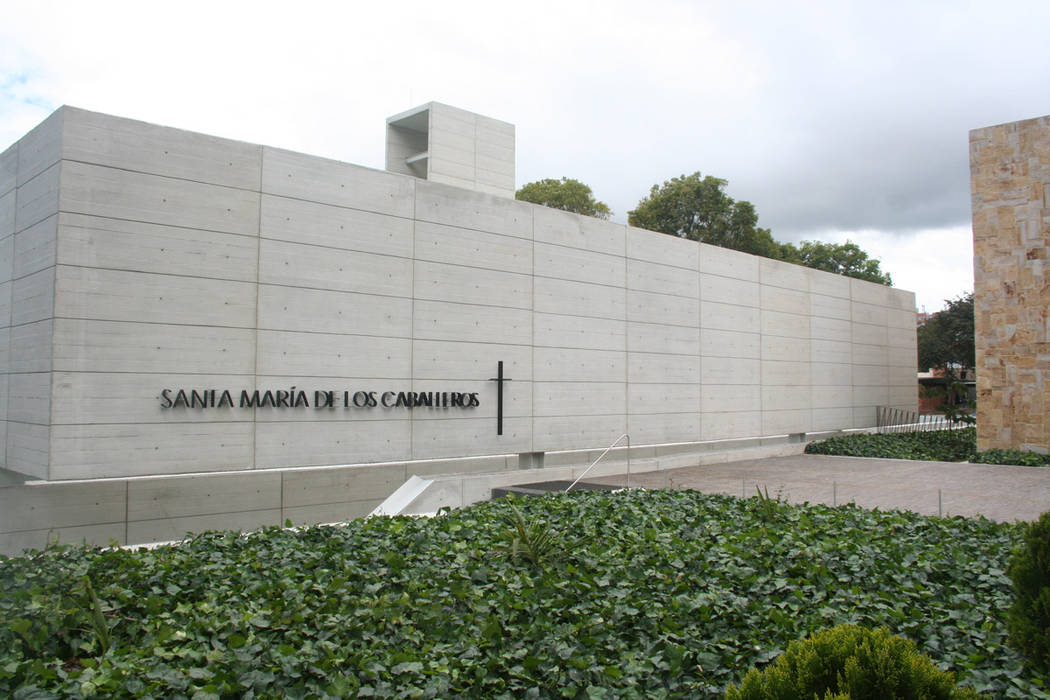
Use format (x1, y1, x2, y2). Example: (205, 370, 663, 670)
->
(0, 105, 917, 553)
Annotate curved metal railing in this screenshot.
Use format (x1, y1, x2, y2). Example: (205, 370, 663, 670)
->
(565, 433, 631, 492)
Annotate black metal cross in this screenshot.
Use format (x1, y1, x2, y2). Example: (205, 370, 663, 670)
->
(487, 361, 513, 435)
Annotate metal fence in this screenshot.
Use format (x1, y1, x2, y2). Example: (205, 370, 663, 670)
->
(875, 406, 955, 433)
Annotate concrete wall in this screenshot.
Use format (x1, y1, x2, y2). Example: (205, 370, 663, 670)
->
(970, 114, 1050, 452)
(0, 106, 917, 553)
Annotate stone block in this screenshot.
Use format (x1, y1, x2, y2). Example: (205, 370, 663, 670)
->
(812, 386, 853, 409)
(282, 463, 408, 509)
(61, 161, 260, 235)
(534, 382, 625, 416)
(415, 180, 531, 239)
(416, 259, 532, 310)
(261, 193, 413, 257)
(698, 243, 759, 281)
(762, 335, 811, 362)
(127, 471, 280, 522)
(53, 319, 255, 374)
(62, 107, 263, 189)
(760, 258, 810, 291)
(15, 162, 59, 233)
(533, 414, 627, 452)
(761, 285, 809, 315)
(627, 289, 699, 327)
(852, 343, 887, 366)
(535, 277, 624, 320)
(762, 310, 810, 339)
(0, 478, 125, 532)
(414, 339, 531, 381)
(812, 362, 852, 386)
(415, 299, 531, 346)
(260, 238, 411, 297)
(10, 320, 51, 373)
(13, 214, 57, 278)
(628, 320, 700, 355)
(0, 190, 14, 240)
(762, 386, 811, 411)
(810, 316, 852, 342)
(263, 147, 415, 218)
(810, 293, 852, 320)
(16, 109, 62, 187)
(627, 226, 698, 269)
(852, 322, 887, 345)
(850, 278, 891, 306)
(257, 330, 412, 378)
(851, 301, 889, 326)
(8, 372, 50, 424)
(701, 274, 759, 307)
(628, 352, 700, 383)
(0, 143, 15, 196)
(6, 421, 49, 479)
(2, 523, 127, 557)
(413, 416, 531, 458)
(702, 356, 760, 385)
(49, 423, 253, 480)
(809, 270, 851, 298)
(701, 384, 761, 413)
(51, 372, 255, 425)
(128, 509, 282, 545)
(700, 300, 760, 333)
(55, 267, 256, 327)
(762, 409, 811, 435)
(702, 411, 761, 440)
(534, 347, 624, 382)
(761, 360, 811, 386)
(420, 221, 533, 275)
(255, 419, 412, 469)
(535, 313, 625, 350)
(700, 329, 760, 359)
(11, 267, 54, 326)
(283, 500, 383, 527)
(627, 412, 700, 444)
(58, 213, 258, 282)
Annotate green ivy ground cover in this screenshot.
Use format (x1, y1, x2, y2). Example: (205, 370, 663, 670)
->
(1, 490, 1045, 699)
(805, 428, 978, 461)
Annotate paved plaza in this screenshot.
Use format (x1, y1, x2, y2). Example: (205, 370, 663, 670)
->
(591, 454, 1050, 522)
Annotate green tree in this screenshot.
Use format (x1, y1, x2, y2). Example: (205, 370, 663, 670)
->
(515, 178, 611, 219)
(917, 293, 976, 423)
(917, 293, 975, 373)
(794, 239, 893, 285)
(627, 172, 782, 257)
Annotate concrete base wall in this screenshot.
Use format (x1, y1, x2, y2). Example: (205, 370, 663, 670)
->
(0, 433, 815, 556)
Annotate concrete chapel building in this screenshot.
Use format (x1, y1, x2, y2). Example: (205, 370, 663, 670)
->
(0, 104, 917, 554)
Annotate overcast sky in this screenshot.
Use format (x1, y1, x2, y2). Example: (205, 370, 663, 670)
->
(3, 0, 1048, 312)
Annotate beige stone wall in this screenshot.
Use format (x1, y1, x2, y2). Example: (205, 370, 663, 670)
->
(970, 115, 1050, 452)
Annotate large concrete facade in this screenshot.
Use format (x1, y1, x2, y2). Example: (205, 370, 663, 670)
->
(0, 106, 916, 552)
(970, 114, 1050, 452)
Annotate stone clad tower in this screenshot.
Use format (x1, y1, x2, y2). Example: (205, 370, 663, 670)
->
(970, 115, 1050, 453)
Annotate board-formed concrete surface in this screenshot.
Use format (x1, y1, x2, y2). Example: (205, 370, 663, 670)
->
(591, 454, 1050, 522)
(0, 104, 919, 552)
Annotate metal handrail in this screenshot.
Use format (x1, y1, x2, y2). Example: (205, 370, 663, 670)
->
(566, 433, 631, 492)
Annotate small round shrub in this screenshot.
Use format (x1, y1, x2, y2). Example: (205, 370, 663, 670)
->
(724, 625, 980, 699)
(1006, 510, 1050, 672)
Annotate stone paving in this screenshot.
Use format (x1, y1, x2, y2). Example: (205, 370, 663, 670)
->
(590, 454, 1050, 522)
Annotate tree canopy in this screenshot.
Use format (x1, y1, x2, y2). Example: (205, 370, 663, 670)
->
(515, 178, 611, 220)
(917, 293, 975, 373)
(791, 240, 893, 285)
(627, 171, 893, 285)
